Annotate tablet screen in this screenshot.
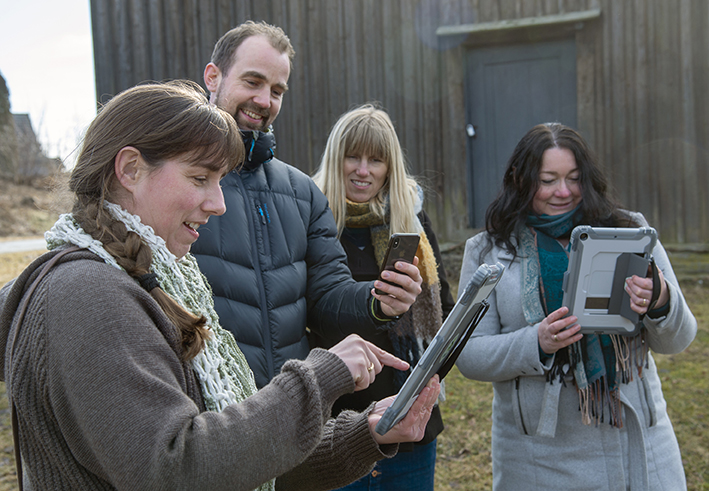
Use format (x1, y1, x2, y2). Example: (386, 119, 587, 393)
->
(374, 262, 504, 435)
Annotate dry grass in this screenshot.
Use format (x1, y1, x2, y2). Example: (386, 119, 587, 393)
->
(0, 247, 707, 490)
(0, 176, 67, 239)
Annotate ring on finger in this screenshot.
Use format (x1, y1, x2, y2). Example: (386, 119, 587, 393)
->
(642, 298, 647, 307)
(367, 362, 374, 372)
(552, 334, 558, 342)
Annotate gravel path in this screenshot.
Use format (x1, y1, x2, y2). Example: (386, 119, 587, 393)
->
(0, 238, 47, 254)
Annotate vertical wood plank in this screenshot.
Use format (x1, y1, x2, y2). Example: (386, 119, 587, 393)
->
(590, 4, 605, 187)
(164, 0, 185, 79)
(679, 0, 698, 242)
(478, 0, 501, 22)
(233, 0, 251, 26)
(291, 0, 319, 173)
(90, 0, 115, 100)
(653, 0, 680, 240)
(414, 0, 444, 230)
(642, 0, 660, 227)
(362, 0, 385, 103)
(382, 0, 402, 127)
(564, 0, 583, 13)
(324, 0, 344, 141)
(574, 17, 596, 144)
(631, 0, 653, 224)
(608, 0, 630, 207)
(128, 0, 149, 82)
(439, 1, 470, 238)
(183, 0, 200, 81)
(114, 0, 132, 90)
(342, 0, 362, 107)
(521, 0, 544, 18)
(195, 0, 216, 82)
(147, 0, 165, 81)
(692, 0, 709, 239)
(215, 0, 234, 38)
(251, 0, 272, 22)
(464, 0, 481, 24)
(498, 0, 520, 19)
(542, 0, 558, 16)
(275, 0, 304, 172)
(399, 1, 418, 179)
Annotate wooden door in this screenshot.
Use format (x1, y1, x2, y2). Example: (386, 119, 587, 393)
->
(465, 39, 577, 227)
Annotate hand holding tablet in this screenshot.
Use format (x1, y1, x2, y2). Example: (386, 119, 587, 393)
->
(375, 262, 505, 436)
(561, 226, 658, 336)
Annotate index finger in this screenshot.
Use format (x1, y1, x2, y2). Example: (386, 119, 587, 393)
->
(548, 306, 570, 321)
(368, 342, 410, 372)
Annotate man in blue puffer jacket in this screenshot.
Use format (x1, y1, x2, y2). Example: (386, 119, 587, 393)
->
(191, 21, 423, 388)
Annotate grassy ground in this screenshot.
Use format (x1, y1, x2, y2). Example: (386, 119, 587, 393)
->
(0, 247, 707, 490)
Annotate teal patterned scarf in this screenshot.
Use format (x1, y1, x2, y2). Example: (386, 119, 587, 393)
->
(528, 206, 629, 428)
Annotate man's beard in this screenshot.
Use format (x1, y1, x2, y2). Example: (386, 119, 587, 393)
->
(214, 91, 270, 131)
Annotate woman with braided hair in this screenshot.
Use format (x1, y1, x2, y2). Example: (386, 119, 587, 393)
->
(312, 103, 455, 491)
(0, 81, 439, 491)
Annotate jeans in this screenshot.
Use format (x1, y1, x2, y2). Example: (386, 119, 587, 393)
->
(334, 439, 437, 491)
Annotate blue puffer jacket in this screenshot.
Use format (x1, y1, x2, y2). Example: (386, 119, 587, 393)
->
(191, 157, 384, 388)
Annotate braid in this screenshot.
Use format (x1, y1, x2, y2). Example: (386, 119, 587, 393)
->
(73, 199, 210, 360)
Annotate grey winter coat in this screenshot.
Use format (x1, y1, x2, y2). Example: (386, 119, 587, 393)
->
(191, 157, 385, 388)
(456, 212, 696, 490)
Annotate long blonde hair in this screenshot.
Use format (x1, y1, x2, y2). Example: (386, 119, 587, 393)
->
(313, 103, 420, 236)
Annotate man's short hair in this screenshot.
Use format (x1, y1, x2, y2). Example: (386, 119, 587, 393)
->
(210, 20, 295, 76)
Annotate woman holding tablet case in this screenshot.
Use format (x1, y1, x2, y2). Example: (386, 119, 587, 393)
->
(313, 103, 455, 491)
(456, 123, 696, 490)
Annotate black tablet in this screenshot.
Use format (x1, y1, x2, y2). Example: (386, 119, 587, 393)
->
(374, 262, 505, 435)
(561, 226, 657, 336)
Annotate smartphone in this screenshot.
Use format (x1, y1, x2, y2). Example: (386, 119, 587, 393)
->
(374, 233, 420, 295)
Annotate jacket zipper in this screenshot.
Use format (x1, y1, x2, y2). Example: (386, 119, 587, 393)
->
(255, 203, 266, 225)
(254, 200, 271, 257)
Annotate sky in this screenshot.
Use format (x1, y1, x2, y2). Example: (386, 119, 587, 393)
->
(0, 0, 96, 168)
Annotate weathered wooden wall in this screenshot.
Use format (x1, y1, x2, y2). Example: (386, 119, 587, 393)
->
(90, 0, 709, 244)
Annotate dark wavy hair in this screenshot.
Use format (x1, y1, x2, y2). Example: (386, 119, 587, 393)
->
(484, 123, 636, 257)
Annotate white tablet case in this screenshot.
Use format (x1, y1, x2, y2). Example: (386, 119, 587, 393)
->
(562, 226, 657, 335)
(374, 262, 505, 436)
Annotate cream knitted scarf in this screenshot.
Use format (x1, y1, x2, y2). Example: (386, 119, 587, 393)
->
(45, 202, 274, 491)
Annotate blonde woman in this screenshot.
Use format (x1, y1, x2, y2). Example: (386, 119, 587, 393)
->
(313, 103, 455, 491)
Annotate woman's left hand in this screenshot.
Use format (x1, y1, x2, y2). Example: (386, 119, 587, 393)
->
(372, 257, 423, 317)
(367, 375, 440, 445)
(625, 267, 669, 314)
